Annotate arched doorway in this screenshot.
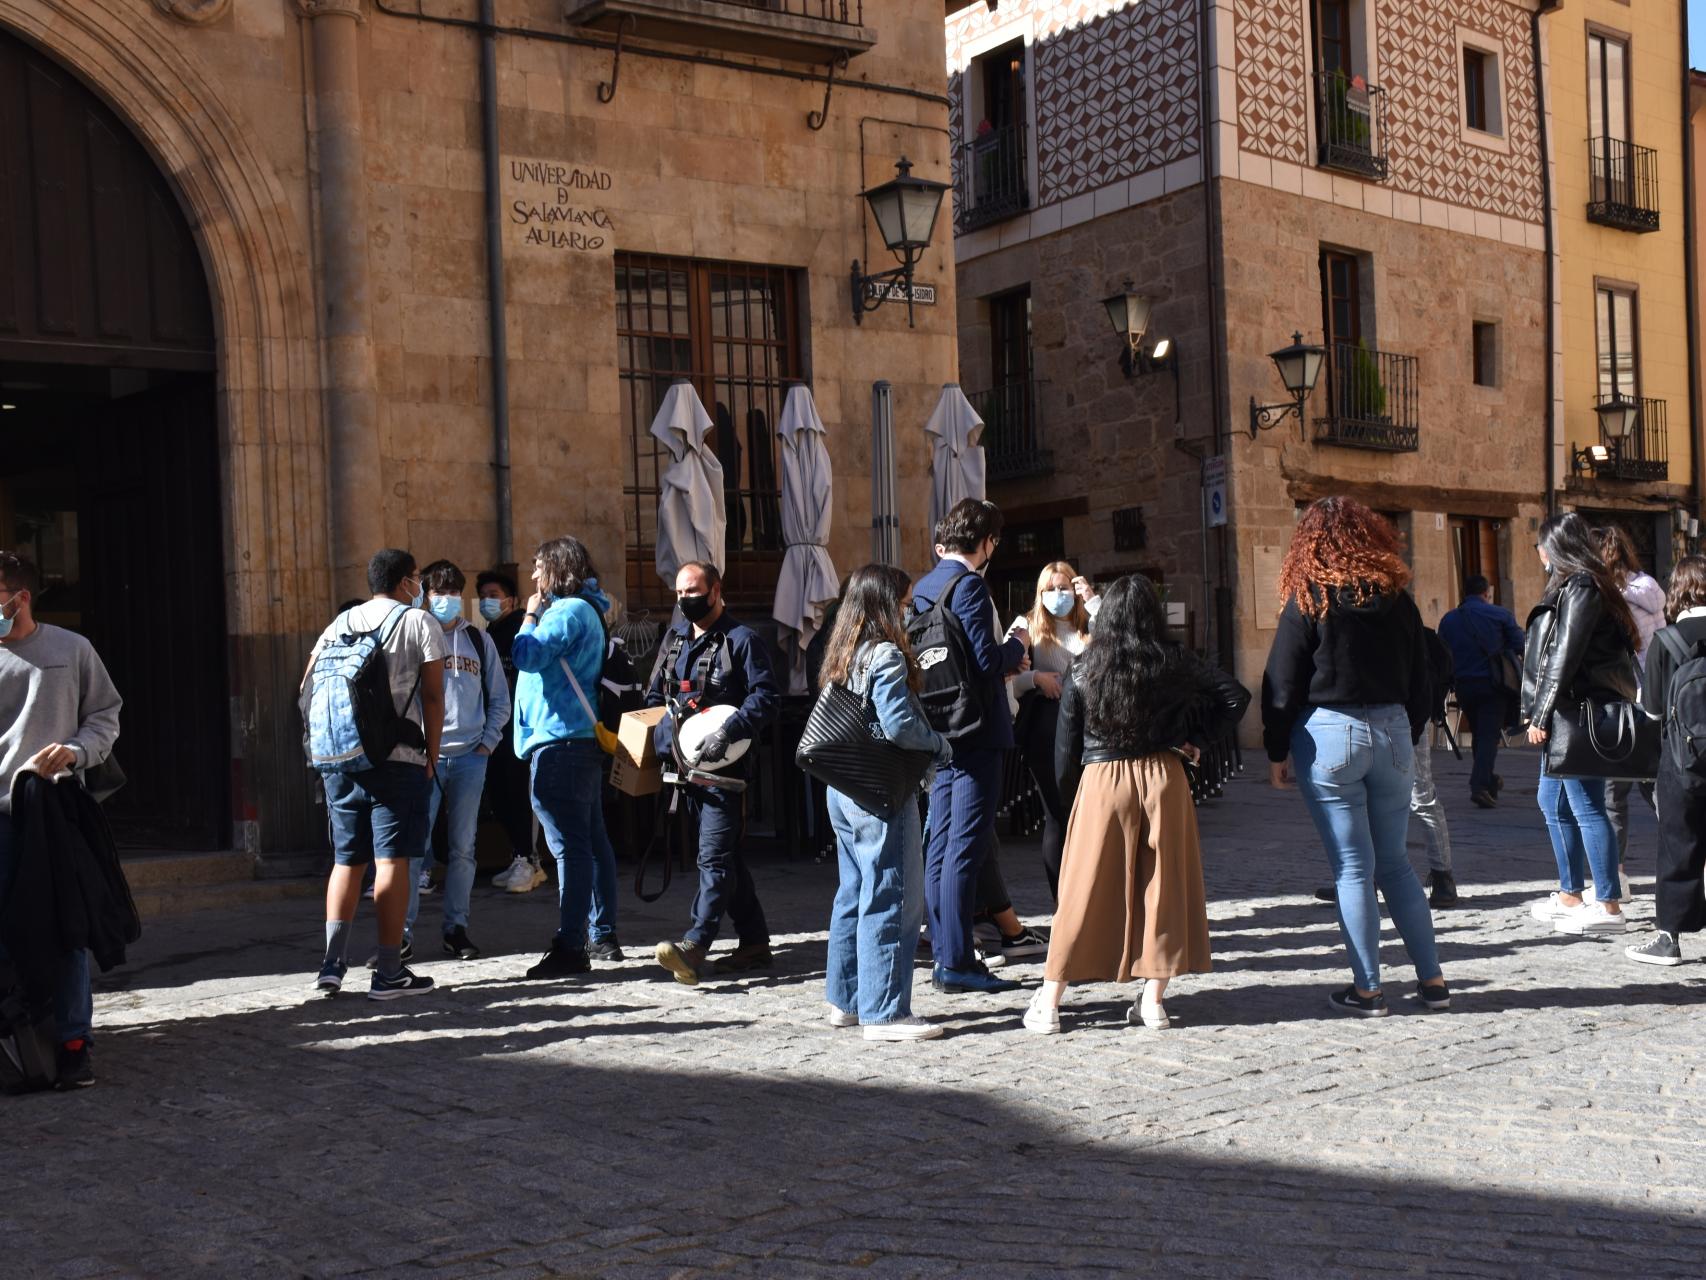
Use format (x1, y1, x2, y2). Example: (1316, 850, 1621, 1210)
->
(0, 29, 229, 849)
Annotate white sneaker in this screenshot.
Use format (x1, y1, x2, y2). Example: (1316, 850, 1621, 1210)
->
(491, 856, 528, 889)
(505, 860, 547, 894)
(1130, 995, 1171, 1029)
(862, 1016, 943, 1042)
(1530, 892, 1576, 921)
(1022, 990, 1060, 1035)
(825, 1003, 858, 1028)
(416, 870, 434, 892)
(1554, 902, 1629, 935)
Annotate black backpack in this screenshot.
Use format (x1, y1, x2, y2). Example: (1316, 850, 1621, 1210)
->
(1655, 628, 1706, 777)
(599, 634, 644, 731)
(1423, 626, 1455, 724)
(906, 566, 985, 741)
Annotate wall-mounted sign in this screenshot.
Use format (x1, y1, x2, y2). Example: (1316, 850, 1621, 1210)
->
(1203, 454, 1227, 528)
(863, 281, 936, 306)
(507, 158, 615, 252)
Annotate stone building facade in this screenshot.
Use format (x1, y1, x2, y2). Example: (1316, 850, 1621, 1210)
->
(946, 0, 1697, 739)
(0, 0, 955, 858)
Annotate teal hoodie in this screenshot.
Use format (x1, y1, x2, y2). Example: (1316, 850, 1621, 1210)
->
(511, 580, 611, 758)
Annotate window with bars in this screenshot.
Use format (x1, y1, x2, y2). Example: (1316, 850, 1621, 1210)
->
(614, 253, 803, 611)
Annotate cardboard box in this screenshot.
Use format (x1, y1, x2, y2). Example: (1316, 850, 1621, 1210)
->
(611, 706, 668, 797)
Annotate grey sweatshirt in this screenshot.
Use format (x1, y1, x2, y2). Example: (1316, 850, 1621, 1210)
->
(0, 623, 123, 814)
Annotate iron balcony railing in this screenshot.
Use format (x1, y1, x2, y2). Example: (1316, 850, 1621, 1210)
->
(956, 123, 1029, 234)
(1596, 395, 1668, 482)
(1313, 341, 1420, 452)
(1314, 71, 1388, 180)
(1587, 137, 1660, 232)
(725, 0, 863, 20)
(971, 378, 1052, 481)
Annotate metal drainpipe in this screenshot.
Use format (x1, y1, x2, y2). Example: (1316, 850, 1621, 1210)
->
(479, 0, 513, 567)
(1196, 0, 1230, 669)
(1534, 3, 1561, 517)
(1682, 1, 1703, 523)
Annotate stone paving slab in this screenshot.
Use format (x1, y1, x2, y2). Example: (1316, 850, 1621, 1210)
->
(4, 747, 1705, 1277)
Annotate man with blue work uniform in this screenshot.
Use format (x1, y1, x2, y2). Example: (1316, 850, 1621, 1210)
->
(649, 560, 780, 986)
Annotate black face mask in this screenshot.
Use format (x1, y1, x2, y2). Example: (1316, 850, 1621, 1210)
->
(678, 593, 714, 623)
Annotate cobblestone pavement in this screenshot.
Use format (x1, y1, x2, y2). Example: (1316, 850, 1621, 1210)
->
(5, 747, 1706, 1278)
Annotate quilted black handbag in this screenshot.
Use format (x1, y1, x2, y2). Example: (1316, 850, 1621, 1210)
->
(1545, 698, 1661, 781)
(795, 680, 933, 821)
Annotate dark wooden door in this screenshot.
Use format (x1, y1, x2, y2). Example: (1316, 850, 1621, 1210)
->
(80, 377, 228, 849)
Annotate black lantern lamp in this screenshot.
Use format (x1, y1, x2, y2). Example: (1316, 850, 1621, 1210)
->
(1594, 393, 1641, 442)
(1249, 332, 1327, 438)
(851, 157, 947, 327)
(1102, 282, 1153, 357)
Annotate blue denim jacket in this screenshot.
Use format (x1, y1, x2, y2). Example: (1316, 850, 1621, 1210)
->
(851, 641, 953, 767)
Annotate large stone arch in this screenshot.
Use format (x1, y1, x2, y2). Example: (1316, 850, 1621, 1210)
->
(0, 0, 330, 852)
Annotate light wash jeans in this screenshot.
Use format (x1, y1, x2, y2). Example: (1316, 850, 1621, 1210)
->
(1536, 769, 1621, 899)
(406, 750, 489, 938)
(1410, 745, 1452, 874)
(1293, 704, 1442, 993)
(825, 789, 926, 1024)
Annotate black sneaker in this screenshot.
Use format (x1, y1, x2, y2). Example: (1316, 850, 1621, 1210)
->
(54, 1041, 94, 1090)
(1314, 885, 1337, 903)
(315, 959, 347, 997)
(1327, 986, 1389, 1017)
(1428, 872, 1460, 909)
(368, 965, 435, 1000)
(996, 926, 1048, 960)
(526, 942, 591, 979)
(588, 938, 626, 963)
(441, 927, 481, 961)
(1414, 979, 1451, 1011)
(715, 943, 774, 973)
(364, 938, 415, 969)
(1626, 930, 1683, 966)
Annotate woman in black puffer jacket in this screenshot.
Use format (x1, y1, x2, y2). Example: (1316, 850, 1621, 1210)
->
(1522, 512, 1640, 937)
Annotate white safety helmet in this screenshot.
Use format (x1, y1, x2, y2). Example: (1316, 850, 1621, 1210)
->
(676, 703, 750, 772)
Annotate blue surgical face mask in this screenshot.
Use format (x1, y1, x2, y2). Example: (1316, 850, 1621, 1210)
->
(429, 595, 462, 623)
(1043, 590, 1075, 618)
(478, 597, 504, 622)
(0, 607, 13, 640)
(404, 576, 423, 609)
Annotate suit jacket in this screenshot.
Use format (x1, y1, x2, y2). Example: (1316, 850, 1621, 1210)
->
(910, 556, 1026, 754)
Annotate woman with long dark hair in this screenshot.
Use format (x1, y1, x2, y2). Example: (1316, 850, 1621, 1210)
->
(820, 564, 953, 1041)
(1595, 523, 1666, 884)
(1022, 575, 1248, 1034)
(1523, 512, 1640, 936)
(1262, 497, 1449, 1016)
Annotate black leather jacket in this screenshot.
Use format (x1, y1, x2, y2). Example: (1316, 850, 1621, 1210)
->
(1521, 573, 1639, 727)
(1054, 652, 1250, 802)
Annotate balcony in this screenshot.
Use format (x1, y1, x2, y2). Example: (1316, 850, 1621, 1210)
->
(1312, 341, 1419, 452)
(970, 378, 1052, 481)
(1314, 71, 1388, 181)
(1587, 137, 1660, 232)
(956, 123, 1029, 234)
(1592, 396, 1668, 482)
(564, 1, 874, 64)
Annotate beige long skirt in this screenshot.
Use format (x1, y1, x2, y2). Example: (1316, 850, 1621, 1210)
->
(1043, 754, 1212, 983)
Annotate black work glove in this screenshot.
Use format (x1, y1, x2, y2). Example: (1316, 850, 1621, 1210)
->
(697, 729, 731, 764)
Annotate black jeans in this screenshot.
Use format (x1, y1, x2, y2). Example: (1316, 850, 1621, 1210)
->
(1654, 762, 1706, 936)
(1456, 679, 1507, 795)
(1017, 695, 1068, 901)
(684, 785, 768, 949)
(484, 736, 536, 862)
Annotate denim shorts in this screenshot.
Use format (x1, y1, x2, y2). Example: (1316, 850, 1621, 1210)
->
(325, 760, 432, 866)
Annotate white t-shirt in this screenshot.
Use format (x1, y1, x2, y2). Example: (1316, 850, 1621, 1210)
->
(309, 599, 447, 765)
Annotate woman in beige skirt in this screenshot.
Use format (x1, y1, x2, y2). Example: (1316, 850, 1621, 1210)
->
(1022, 575, 1249, 1033)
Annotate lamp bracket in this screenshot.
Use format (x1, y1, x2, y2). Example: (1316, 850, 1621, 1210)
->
(1249, 395, 1306, 439)
(851, 258, 918, 327)
(596, 14, 636, 105)
(807, 53, 849, 131)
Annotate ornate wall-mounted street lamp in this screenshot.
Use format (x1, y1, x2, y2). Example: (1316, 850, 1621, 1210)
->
(1102, 282, 1153, 361)
(1594, 393, 1641, 442)
(1248, 332, 1326, 438)
(851, 157, 947, 327)
(1571, 442, 1612, 474)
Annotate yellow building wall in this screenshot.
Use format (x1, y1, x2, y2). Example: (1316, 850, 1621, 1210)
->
(1551, 0, 1693, 492)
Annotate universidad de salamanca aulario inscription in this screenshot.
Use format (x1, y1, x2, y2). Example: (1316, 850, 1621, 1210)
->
(509, 160, 614, 252)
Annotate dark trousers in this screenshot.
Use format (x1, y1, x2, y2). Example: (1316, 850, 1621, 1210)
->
(975, 835, 1011, 918)
(1018, 697, 1067, 900)
(924, 746, 1000, 972)
(485, 736, 536, 861)
(1655, 763, 1706, 936)
(684, 785, 768, 949)
(1457, 680, 1506, 795)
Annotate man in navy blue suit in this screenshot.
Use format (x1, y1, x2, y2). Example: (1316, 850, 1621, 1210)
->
(910, 499, 1027, 994)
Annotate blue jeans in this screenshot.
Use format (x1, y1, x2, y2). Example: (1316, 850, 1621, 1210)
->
(1536, 769, 1621, 898)
(825, 789, 925, 1024)
(1293, 705, 1442, 993)
(0, 813, 92, 1045)
(530, 740, 614, 950)
(684, 784, 768, 949)
(923, 747, 1000, 972)
(407, 750, 489, 938)
(324, 761, 432, 866)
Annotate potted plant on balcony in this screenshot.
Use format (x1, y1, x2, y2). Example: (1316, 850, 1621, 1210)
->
(1348, 341, 1390, 425)
(1325, 70, 1373, 156)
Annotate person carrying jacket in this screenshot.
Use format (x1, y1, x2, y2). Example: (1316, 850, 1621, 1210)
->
(1596, 524, 1667, 875)
(648, 560, 780, 986)
(1521, 512, 1641, 937)
(909, 499, 1027, 996)
(0, 550, 122, 1088)
(1438, 574, 1525, 807)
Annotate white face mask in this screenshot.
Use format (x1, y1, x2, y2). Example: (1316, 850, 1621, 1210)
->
(1043, 590, 1074, 618)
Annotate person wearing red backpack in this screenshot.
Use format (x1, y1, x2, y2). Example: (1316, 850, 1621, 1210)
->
(1628, 556, 1706, 966)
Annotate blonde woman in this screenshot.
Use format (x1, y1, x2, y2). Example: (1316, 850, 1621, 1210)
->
(1010, 561, 1099, 899)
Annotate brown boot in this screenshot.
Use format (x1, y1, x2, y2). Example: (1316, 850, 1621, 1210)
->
(655, 938, 707, 986)
(715, 943, 774, 974)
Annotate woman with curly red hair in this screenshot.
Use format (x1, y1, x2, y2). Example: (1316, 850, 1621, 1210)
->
(1262, 498, 1449, 1017)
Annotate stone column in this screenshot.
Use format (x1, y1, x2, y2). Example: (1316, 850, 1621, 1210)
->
(299, 0, 381, 599)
